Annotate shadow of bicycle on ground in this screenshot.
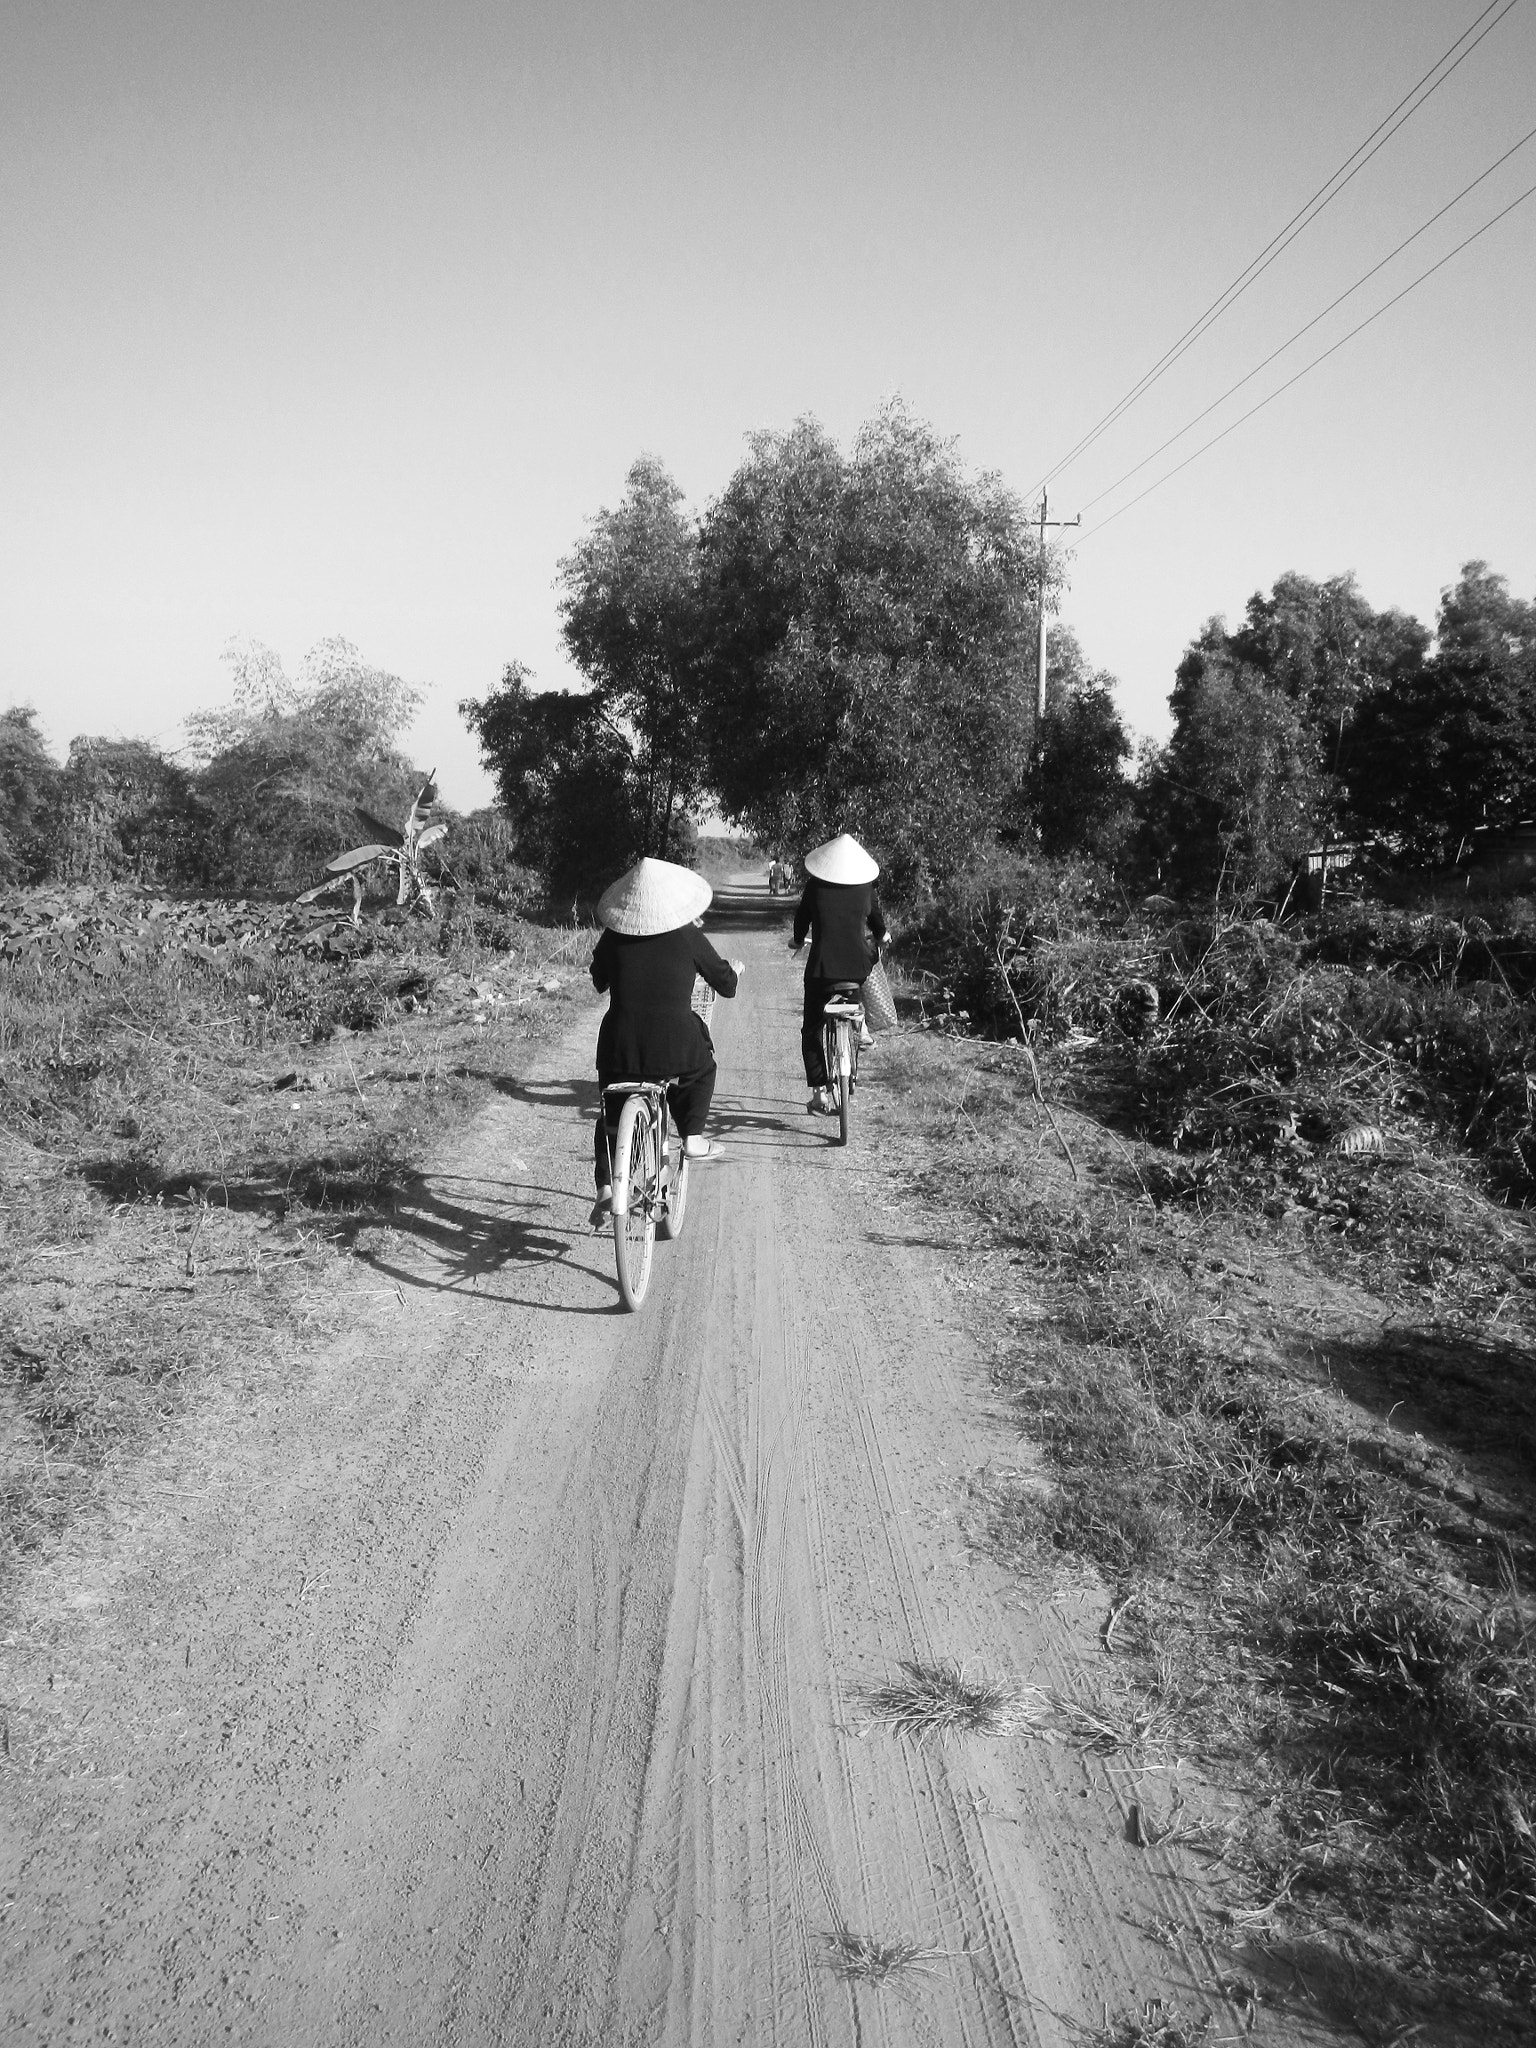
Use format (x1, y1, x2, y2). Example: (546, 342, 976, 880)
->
(322, 1169, 620, 1313)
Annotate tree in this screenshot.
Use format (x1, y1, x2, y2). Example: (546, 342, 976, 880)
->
(51, 738, 201, 886)
(557, 457, 706, 858)
(1010, 629, 1132, 860)
(1346, 563, 1536, 861)
(695, 403, 1060, 894)
(1221, 573, 1404, 728)
(460, 663, 648, 902)
(193, 718, 424, 898)
(1150, 666, 1329, 896)
(296, 637, 424, 759)
(1151, 572, 1428, 896)
(185, 635, 421, 763)
(186, 636, 429, 895)
(0, 707, 60, 884)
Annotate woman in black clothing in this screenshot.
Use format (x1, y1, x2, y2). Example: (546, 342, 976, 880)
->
(589, 857, 743, 1223)
(789, 833, 887, 1114)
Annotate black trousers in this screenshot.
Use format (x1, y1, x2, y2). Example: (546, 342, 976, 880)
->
(594, 1063, 716, 1189)
(802, 977, 860, 1087)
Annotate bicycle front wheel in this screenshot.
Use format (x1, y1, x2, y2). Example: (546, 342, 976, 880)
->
(612, 1099, 657, 1310)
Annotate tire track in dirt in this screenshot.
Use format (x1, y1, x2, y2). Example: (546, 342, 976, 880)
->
(610, 924, 1050, 2046)
(759, 1132, 1027, 2047)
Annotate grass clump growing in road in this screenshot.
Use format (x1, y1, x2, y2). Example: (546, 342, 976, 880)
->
(822, 1929, 944, 1984)
(861, 1657, 1037, 1742)
(1085, 2000, 1211, 2048)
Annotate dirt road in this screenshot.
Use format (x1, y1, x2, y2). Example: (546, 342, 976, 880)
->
(4, 887, 1221, 2045)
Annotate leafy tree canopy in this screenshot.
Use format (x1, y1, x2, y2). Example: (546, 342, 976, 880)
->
(1013, 628, 1133, 862)
(194, 717, 424, 897)
(1150, 571, 1427, 896)
(557, 456, 705, 857)
(460, 663, 650, 903)
(695, 402, 1061, 894)
(186, 636, 422, 764)
(183, 635, 430, 895)
(1347, 562, 1536, 861)
(0, 706, 59, 884)
(1150, 668, 1328, 898)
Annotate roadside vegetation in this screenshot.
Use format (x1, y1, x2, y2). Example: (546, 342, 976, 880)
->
(0, 885, 588, 1621)
(877, 872, 1536, 2038)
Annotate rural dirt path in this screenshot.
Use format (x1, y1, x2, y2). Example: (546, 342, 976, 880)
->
(4, 883, 1237, 2046)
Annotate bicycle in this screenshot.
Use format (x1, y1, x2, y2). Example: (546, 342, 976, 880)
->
(820, 983, 865, 1147)
(603, 1078, 690, 1311)
(602, 975, 721, 1310)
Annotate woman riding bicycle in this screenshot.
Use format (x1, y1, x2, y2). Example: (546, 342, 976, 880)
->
(589, 857, 743, 1225)
(789, 833, 887, 1115)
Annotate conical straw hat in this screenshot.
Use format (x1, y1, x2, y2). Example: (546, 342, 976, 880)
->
(803, 833, 879, 884)
(596, 857, 713, 935)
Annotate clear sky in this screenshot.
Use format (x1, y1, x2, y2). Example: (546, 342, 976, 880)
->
(4, 0, 1533, 809)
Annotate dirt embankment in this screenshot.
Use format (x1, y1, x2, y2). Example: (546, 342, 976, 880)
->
(5, 904, 1262, 2046)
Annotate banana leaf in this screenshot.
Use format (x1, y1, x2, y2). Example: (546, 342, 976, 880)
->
(353, 807, 405, 848)
(325, 843, 396, 875)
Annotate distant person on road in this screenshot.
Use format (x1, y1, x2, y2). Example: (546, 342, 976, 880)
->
(588, 857, 744, 1226)
(789, 833, 887, 1116)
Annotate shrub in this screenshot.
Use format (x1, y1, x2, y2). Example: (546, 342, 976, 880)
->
(913, 850, 1127, 1037)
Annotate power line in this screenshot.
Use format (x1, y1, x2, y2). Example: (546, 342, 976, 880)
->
(1076, 174, 1536, 542)
(1077, 120, 1536, 515)
(1028, 0, 1521, 496)
(1031, 0, 1517, 493)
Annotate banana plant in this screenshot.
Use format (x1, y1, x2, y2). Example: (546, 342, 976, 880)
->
(297, 773, 448, 924)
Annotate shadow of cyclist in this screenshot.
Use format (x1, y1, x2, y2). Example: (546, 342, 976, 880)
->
(342, 1170, 620, 1311)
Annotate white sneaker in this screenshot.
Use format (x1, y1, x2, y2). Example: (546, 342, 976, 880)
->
(684, 1136, 723, 1160)
(858, 1024, 875, 1050)
(588, 1185, 612, 1228)
(807, 1088, 836, 1116)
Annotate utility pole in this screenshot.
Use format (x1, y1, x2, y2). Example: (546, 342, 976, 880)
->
(1034, 488, 1080, 725)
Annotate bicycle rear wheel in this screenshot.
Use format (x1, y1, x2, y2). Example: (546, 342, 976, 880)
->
(659, 1139, 689, 1241)
(611, 1099, 657, 1310)
(836, 1024, 851, 1146)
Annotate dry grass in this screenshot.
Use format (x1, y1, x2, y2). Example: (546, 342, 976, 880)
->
(860, 1657, 1039, 1742)
(1043, 1688, 1178, 1762)
(821, 1929, 945, 1984)
(868, 1017, 1536, 2018)
(0, 895, 591, 1618)
(1083, 2000, 1212, 2048)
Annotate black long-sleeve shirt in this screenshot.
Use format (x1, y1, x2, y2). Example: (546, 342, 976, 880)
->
(591, 923, 738, 1077)
(792, 879, 886, 984)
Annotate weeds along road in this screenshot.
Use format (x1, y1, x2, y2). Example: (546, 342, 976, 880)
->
(4, 884, 1222, 2047)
